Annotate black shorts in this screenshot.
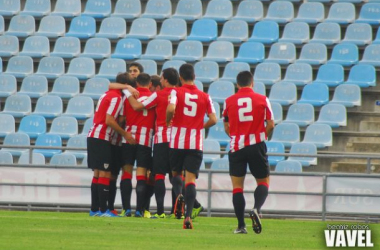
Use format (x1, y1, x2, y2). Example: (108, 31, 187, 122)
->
(122, 143, 152, 169)
(110, 144, 123, 176)
(169, 148, 203, 175)
(152, 143, 171, 175)
(87, 137, 112, 172)
(228, 142, 270, 179)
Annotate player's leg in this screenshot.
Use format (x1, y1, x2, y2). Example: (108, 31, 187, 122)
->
(98, 170, 111, 214)
(90, 169, 99, 216)
(135, 145, 151, 217)
(169, 148, 186, 219)
(108, 144, 123, 215)
(120, 143, 136, 216)
(143, 171, 154, 218)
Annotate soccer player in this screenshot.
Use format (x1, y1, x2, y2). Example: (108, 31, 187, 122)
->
(166, 64, 217, 229)
(128, 62, 144, 79)
(222, 71, 274, 234)
(149, 74, 162, 92)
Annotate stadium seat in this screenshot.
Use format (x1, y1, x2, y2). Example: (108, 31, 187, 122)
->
(270, 122, 300, 148)
(111, 0, 141, 20)
(142, 0, 172, 20)
(156, 18, 187, 42)
(208, 101, 221, 120)
(281, 63, 312, 86)
(126, 18, 157, 41)
(65, 135, 87, 159)
(203, 139, 221, 164)
(51, 0, 81, 18)
(217, 20, 249, 43)
(0, 114, 15, 138)
(172, 40, 203, 62)
(330, 84, 361, 107)
(50, 116, 78, 140)
(234, 41, 265, 64)
(81, 117, 94, 135)
(359, 44, 380, 66)
(313, 64, 344, 87)
(266, 141, 285, 166)
(1, 94, 31, 118)
(65, 57, 96, 80)
(5, 15, 35, 37)
(373, 27, 380, 44)
(0, 0, 20, 16)
(35, 56, 65, 79)
(82, 78, 110, 100)
(283, 103, 314, 127)
(253, 62, 281, 86)
(327, 43, 358, 66)
(1, 132, 30, 157)
(296, 43, 327, 65)
(80, 38, 111, 59)
(0, 35, 19, 57)
(303, 123, 332, 148)
(0, 151, 13, 164)
(96, 59, 126, 81)
(264, 1, 294, 24)
(220, 62, 250, 84)
(194, 80, 204, 92)
(210, 158, 229, 170)
(208, 80, 235, 104)
(298, 83, 329, 107)
(279, 22, 310, 45)
(270, 101, 283, 124)
(0, 75, 17, 98)
(82, 0, 111, 18)
(34, 134, 62, 158)
(81, 156, 88, 166)
(66, 16, 96, 39)
(206, 120, 230, 147)
(203, 41, 234, 63)
(325, 2, 355, 24)
(18, 115, 46, 139)
(233, 0, 263, 24)
(141, 39, 172, 61)
(111, 38, 141, 60)
(248, 21, 279, 44)
(50, 37, 81, 59)
(35, 15, 65, 38)
(294, 2, 324, 24)
(341, 23, 372, 46)
(18, 152, 45, 165)
(162, 60, 186, 72)
(345, 64, 376, 88)
(288, 142, 317, 167)
(310, 23, 341, 45)
(316, 103, 347, 128)
(50, 153, 77, 166)
(269, 82, 297, 106)
(0, 14, 4, 34)
(21, 0, 50, 17)
(203, 0, 232, 22)
(95, 17, 126, 39)
(63, 96, 94, 120)
(0, 57, 2, 72)
(172, 0, 202, 21)
(19, 75, 48, 98)
(5, 56, 34, 78)
(265, 42, 296, 65)
(187, 18, 218, 42)
(50, 76, 80, 99)
(275, 160, 302, 173)
(356, 3, 380, 25)
(19, 36, 49, 58)
(33, 95, 63, 118)
(134, 59, 157, 75)
(194, 61, 219, 85)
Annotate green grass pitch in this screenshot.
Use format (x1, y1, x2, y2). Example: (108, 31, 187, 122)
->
(0, 211, 379, 250)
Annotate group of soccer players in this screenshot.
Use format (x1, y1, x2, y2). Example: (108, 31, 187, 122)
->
(87, 62, 275, 233)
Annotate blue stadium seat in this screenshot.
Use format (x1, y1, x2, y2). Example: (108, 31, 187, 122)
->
(82, 78, 110, 100)
(316, 103, 347, 128)
(34, 134, 62, 158)
(275, 160, 302, 172)
(310, 23, 341, 45)
(81, 156, 88, 166)
(0, 14, 4, 34)
(96, 59, 126, 81)
(95, 17, 127, 39)
(208, 80, 235, 104)
(296, 43, 327, 65)
(345, 64, 376, 88)
(0, 57, 2, 72)
(253, 81, 265, 95)
(156, 18, 187, 42)
(233, 0, 263, 24)
(173, 0, 202, 21)
(204, 0, 232, 22)
(330, 84, 361, 107)
(356, 3, 380, 25)
(63, 96, 94, 120)
(270, 101, 283, 124)
(294, 2, 324, 24)
(35, 56, 65, 79)
(194, 61, 219, 85)
(112, 0, 141, 20)
(50, 76, 80, 99)
(269, 82, 297, 106)
(162, 60, 186, 71)
(265, 42, 296, 65)
(66, 57, 96, 80)
(325, 2, 355, 24)
(234, 41, 265, 64)
(248, 21, 279, 44)
(33, 95, 63, 118)
(35, 15, 65, 38)
(279, 22, 310, 45)
(359, 44, 380, 66)
(281, 63, 312, 86)
(253, 62, 281, 86)
(19, 36, 49, 58)
(217, 20, 249, 43)
(313, 64, 344, 87)
(66, 16, 96, 39)
(50, 116, 78, 140)
(342, 23, 372, 46)
(206, 120, 230, 147)
(288, 142, 317, 167)
(50, 37, 81, 59)
(220, 62, 250, 84)
(18, 152, 45, 165)
(80, 38, 111, 59)
(187, 18, 217, 42)
(51, 0, 81, 18)
(134, 59, 157, 75)
(1, 94, 31, 118)
(50, 153, 77, 166)
(373, 27, 380, 44)
(327, 43, 358, 66)
(111, 38, 141, 60)
(210, 158, 229, 170)
(0, 114, 15, 138)
(298, 83, 329, 107)
(141, 39, 172, 61)
(65, 135, 87, 159)
(203, 41, 234, 63)
(270, 122, 300, 148)
(0, 35, 19, 57)
(126, 18, 157, 41)
(81, 117, 94, 135)
(0, 75, 17, 98)
(142, 0, 172, 20)
(6, 15, 35, 37)
(0, 151, 13, 164)
(21, 0, 51, 17)
(264, 1, 294, 24)
(82, 0, 111, 18)
(19, 75, 48, 98)
(172, 40, 203, 62)
(18, 115, 46, 139)
(0, 0, 20, 16)
(303, 123, 332, 148)
(4, 56, 32, 78)
(194, 80, 204, 92)
(266, 141, 285, 166)
(283, 103, 314, 127)
(203, 139, 221, 164)
(1, 132, 30, 157)
(208, 101, 221, 120)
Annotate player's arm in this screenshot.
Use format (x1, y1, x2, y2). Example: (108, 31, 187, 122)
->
(109, 83, 139, 98)
(265, 98, 275, 137)
(204, 112, 217, 129)
(265, 119, 275, 137)
(166, 103, 175, 127)
(106, 114, 136, 144)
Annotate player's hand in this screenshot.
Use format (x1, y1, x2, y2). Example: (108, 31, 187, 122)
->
(124, 132, 137, 145)
(126, 86, 139, 98)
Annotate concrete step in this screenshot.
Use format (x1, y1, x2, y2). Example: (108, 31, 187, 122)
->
(331, 161, 380, 173)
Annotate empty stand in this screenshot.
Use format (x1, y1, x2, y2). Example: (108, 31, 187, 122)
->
(33, 95, 63, 118)
(19, 75, 48, 98)
(279, 22, 310, 45)
(0, 152, 13, 165)
(360, 44, 380, 66)
(80, 38, 111, 59)
(18, 152, 45, 165)
(1, 132, 30, 157)
(217, 20, 249, 43)
(50, 153, 77, 166)
(253, 62, 281, 86)
(1, 94, 31, 118)
(35, 15, 65, 38)
(49, 116, 78, 140)
(294, 2, 324, 24)
(303, 123, 333, 148)
(264, 1, 294, 24)
(52, 0, 81, 18)
(206, 120, 230, 147)
(288, 142, 317, 167)
(0, 35, 19, 57)
(315, 103, 347, 128)
(233, 0, 263, 24)
(248, 21, 279, 44)
(172, 40, 203, 62)
(126, 18, 157, 40)
(275, 160, 302, 173)
(0, 75, 17, 98)
(134, 59, 158, 75)
(111, 38, 142, 60)
(50, 76, 80, 99)
(266, 141, 285, 166)
(265, 42, 296, 65)
(194, 61, 219, 85)
(234, 41, 265, 64)
(111, 0, 141, 20)
(82, 78, 110, 100)
(96, 59, 126, 81)
(345, 64, 376, 88)
(324, 2, 355, 24)
(141, 39, 172, 61)
(270, 122, 300, 148)
(35, 56, 65, 79)
(162, 60, 186, 71)
(220, 62, 250, 84)
(342, 23, 372, 46)
(356, 3, 380, 25)
(208, 80, 235, 104)
(66, 16, 96, 39)
(82, 0, 111, 18)
(298, 83, 329, 107)
(203, 0, 233, 22)
(203, 139, 221, 164)
(5, 56, 34, 78)
(173, 0, 202, 21)
(142, 0, 172, 20)
(34, 134, 62, 158)
(268, 82, 297, 106)
(203, 41, 234, 63)
(270, 101, 283, 124)
(327, 43, 358, 66)
(210, 158, 229, 170)
(281, 63, 313, 86)
(21, 0, 51, 17)
(50, 37, 81, 59)
(296, 43, 327, 65)
(313, 64, 344, 87)
(6, 15, 35, 37)
(310, 22, 341, 45)
(63, 96, 94, 120)
(187, 18, 218, 42)
(95, 17, 127, 39)
(19, 36, 50, 58)
(283, 103, 314, 127)
(0, 0, 20, 16)
(65, 57, 96, 80)
(18, 115, 46, 139)
(156, 18, 187, 42)
(65, 135, 87, 159)
(81, 117, 94, 135)
(330, 84, 361, 107)
(0, 114, 16, 138)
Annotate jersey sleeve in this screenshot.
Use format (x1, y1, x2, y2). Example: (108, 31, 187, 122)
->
(107, 96, 121, 116)
(142, 92, 158, 109)
(169, 89, 178, 105)
(265, 97, 274, 121)
(222, 100, 229, 122)
(206, 95, 216, 115)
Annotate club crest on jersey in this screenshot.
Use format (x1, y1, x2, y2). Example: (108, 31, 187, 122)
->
(104, 163, 109, 169)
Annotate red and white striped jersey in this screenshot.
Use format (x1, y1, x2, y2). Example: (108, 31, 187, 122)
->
(88, 90, 123, 141)
(122, 88, 156, 147)
(169, 84, 215, 150)
(222, 88, 274, 153)
(142, 87, 174, 144)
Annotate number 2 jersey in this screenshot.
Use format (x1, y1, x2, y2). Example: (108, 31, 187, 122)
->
(169, 84, 216, 150)
(222, 88, 274, 153)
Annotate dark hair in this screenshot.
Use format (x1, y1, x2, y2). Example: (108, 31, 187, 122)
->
(116, 72, 136, 88)
(129, 62, 144, 73)
(179, 63, 195, 81)
(151, 75, 162, 88)
(236, 71, 253, 87)
(136, 73, 151, 86)
(162, 68, 179, 86)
